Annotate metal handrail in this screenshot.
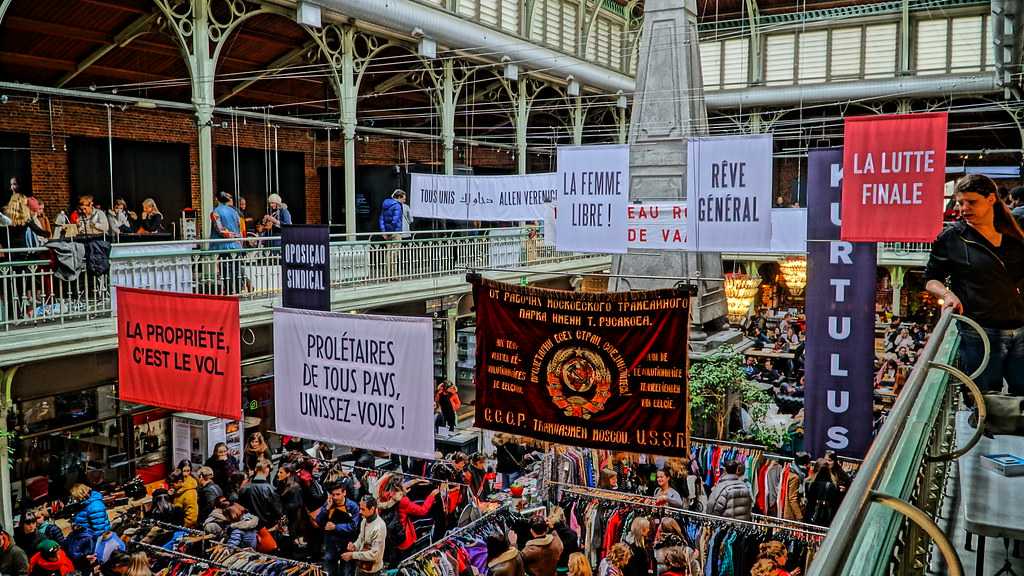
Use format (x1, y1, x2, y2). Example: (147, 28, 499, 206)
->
(809, 308, 990, 575)
(0, 226, 524, 256)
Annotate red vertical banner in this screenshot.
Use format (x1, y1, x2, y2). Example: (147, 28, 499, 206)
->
(117, 287, 241, 420)
(840, 112, 947, 242)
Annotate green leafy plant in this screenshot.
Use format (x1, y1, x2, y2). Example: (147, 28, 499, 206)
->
(689, 346, 775, 441)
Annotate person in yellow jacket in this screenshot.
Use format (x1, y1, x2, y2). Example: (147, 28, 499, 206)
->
(170, 466, 200, 528)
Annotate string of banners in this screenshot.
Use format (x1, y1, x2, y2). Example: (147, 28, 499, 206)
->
(470, 276, 691, 456)
(412, 115, 946, 252)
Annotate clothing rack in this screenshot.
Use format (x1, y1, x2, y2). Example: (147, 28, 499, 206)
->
(129, 539, 261, 576)
(398, 505, 519, 568)
(554, 484, 827, 537)
(307, 455, 473, 489)
(138, 519, 324, 574)
(689, 436, 863, 467)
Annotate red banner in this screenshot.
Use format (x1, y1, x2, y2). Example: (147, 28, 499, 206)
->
(840, 112, 947, 242)
(117, 287, 241, 420)
(471, 277, 690, 456)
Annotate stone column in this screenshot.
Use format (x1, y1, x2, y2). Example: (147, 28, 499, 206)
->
(610, 0, 731, 350)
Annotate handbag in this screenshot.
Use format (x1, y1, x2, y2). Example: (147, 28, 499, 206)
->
(448, 387, 462, 412)
(970, 394, 1024, 435)
(255, 527, 277, 553)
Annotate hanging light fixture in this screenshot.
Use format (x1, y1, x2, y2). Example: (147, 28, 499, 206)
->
(779, 257, 808, 296)
(724, 273, 761, 325)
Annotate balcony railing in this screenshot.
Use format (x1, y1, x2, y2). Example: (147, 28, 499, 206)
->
(0, 228, 592, 332)
(810, 308, 989, 575)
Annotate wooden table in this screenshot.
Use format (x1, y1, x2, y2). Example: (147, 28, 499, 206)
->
(745, 349, 796, 360)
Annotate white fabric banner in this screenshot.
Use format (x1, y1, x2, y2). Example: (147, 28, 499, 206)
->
(410, 172, 557, 222)
(273, 308, 435, 459)
(555, 145, 630, 254)
(770, 208, 807, 253)
(689, 135, 773, 252)
(626, 203, 689, 249)
(543, 203, 557, 247)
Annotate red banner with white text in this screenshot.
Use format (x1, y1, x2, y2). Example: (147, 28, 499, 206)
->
(117, 287, 241, 420)
(840, 112, 947, 242)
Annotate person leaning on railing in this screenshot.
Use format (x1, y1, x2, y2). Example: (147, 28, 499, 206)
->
(924, 174, 1024, 396)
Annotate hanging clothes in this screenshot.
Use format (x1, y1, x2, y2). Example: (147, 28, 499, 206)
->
(556, 488, 825, 576)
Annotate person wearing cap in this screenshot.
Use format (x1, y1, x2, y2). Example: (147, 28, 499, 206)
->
(0, 529, 28, 576)
(27, 539, 74, 576)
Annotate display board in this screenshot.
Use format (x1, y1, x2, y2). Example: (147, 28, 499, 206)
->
(471, 277, 690, 456)
(805, 149, 877, 458)
(410, 172, 557, 221)
(555, 145, 630, 254)
(688, 134, 773, 252)
(117, 288, 241, 420)
(273, 308, 435, 459)
(281, 225, 330, 311)
(840, 112, 947, 242)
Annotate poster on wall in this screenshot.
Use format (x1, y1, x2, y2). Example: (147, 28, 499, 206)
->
(804, 149, 876, 458)
(281, 225, 330, 311)
(273, 308, 435, 459)
(410, 172, 557, 222)
(688, 134, 773, 252)
(470, 277, 690, 456)
(117, 288, 241, 420)
(840, 112, 947, 242)
(555, 145, 630, 254)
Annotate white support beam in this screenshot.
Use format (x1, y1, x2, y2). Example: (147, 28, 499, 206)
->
(0, 0, 12, 28)
(314, 0, 635, 93)
(57, 12, 158, 88)
(745, 0, 762, 84)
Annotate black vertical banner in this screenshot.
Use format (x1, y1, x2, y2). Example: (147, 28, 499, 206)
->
(281, 225, 330, 311)
(804, 149, 877, 458)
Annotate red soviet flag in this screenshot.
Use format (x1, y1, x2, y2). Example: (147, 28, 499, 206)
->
(118, 287, 241, 420)
(841, 112, 947, 242)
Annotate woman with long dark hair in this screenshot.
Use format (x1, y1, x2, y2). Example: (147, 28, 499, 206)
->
(803, 458, 842, 526)
(925, 174, 1024, 395)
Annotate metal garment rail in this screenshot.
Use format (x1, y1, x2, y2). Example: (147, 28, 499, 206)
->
(688, 436, 863, 467)
(398, 506, 519, 568)
(138, 519, 323, 573)
(129, 539, 261, 576)
(552, 483, 828, 537)
(808, 309, 990, 576)
(284, 450, 474, 490)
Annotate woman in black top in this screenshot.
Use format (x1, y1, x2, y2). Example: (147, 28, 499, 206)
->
(925, 174, 1024, 394)
(804, 458, 843, 526)
(137, 198, 164, 234)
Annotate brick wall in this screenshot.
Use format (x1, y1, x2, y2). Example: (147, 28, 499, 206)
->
(0, 98, 519, 225)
